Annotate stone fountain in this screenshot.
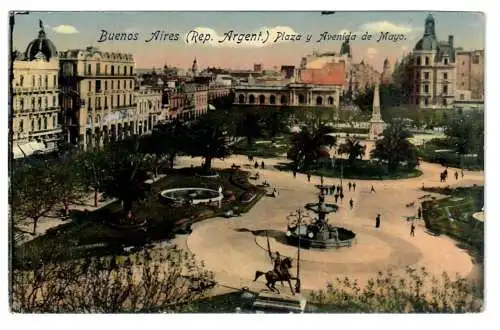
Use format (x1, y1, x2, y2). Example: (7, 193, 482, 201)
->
(286, 185, 356, 249)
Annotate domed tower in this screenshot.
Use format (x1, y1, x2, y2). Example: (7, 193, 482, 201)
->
(414, 14, 439, 52)
(191, 57, 198, 77)
(340, 38, 352, 58)
(380, 58, 392, 85)
(25, 20, 58, 62)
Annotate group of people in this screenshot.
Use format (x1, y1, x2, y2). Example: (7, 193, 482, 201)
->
(440, 167, 464, 182)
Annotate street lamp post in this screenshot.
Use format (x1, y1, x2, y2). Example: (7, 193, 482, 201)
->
(295, 209, 301, 293)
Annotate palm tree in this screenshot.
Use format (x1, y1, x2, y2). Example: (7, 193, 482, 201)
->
(287, 124, 336, 171)
(337, 138, 366, 168)
(370, 120, 417, 173)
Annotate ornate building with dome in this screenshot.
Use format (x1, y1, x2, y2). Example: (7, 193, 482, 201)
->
(411, 14, 456, 109)
(12, 20, 62, 158)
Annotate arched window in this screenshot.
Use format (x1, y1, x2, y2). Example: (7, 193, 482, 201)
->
(87, 64, 92, 75)
(111, 65, 115, 75)
(259, 95, 265, 104)
(20, 75, 24, 86)
(328, 96, 334, 105)
(298, 94, 305, 104)
(270, 95, 276, 104)
(238, 94, 245, 103)
(280, 95, 287, 105)
(130, 66, 133, 75)
(249, 94, 255, 104)
(316, 96, 323, 105)
(19, 119, 24, 132)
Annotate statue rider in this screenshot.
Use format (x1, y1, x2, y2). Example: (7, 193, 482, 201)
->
(273, 251, 282, 278)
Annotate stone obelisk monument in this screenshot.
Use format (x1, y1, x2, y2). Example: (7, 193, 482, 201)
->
(369, 83, 385, 140)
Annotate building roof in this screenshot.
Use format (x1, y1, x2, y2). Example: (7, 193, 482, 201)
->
(25, 20, 57, 61)
(299, 62, 345, 85)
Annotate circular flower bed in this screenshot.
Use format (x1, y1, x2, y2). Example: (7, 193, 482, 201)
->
(160, 188, 223, 205)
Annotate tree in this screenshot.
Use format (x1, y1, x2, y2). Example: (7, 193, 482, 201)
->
(12, 245, 215, 312)
(11, 160, 59, 235)
(101, 138, 151, 217)
(185, 112, 231, 173)
(79, 148, 109, 208)
(264, 108, 292, 140)
(238, 111, 263, 145)
(337, 138, 366, 168)
(310, 267, 482, 312)
(287, 125, 336, 171)
(370, 120, 417, 173)
(52, 154, 87, 216)
(444, 112, 484, 168)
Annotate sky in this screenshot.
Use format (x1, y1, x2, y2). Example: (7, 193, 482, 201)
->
(12, 11, 485, 71)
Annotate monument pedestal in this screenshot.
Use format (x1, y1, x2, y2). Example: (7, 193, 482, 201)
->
(369, 119, 385, 140)
(252, 291, 307, 313)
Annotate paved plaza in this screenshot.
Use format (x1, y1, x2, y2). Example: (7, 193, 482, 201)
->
(174, 154, 484, 292)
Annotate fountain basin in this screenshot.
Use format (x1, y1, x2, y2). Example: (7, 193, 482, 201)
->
(160, 188, 223, 205)
(305, 203, 339, 213)
(286, 224, 356, 249)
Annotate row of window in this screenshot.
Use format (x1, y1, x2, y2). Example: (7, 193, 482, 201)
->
(17, 74, 58, 88)
(239, 94, 336, 106)
(87, 94, 135, 109)
(138, 101, 161, 114)
(89, 79, 134, 92)
(418, 84, 449, 95)
(419, 97, 449, 106)
(86, 63, 134, 76)
(416, 56, 449, 66)
(16, 95, 58, 111)
(86, 117, 151, 130)
(17, 116, 58, 133)
(416, 72, 449, 80)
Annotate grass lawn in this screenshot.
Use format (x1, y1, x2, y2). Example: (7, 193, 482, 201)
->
(14, 167, 265, 265)
(275, 159, 422, 180)
(232, 134, 291, 158)
(422, 186, 484, 263)
(418, 138, 483, 170)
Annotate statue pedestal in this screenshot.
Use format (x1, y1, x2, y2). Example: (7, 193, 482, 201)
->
(369, 119, 385, 140)
(252, 291, 307, 313)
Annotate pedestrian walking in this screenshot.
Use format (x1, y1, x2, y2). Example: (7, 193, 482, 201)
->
(261, 161, 265, 169)
(340, 192, 344, 203)
(417, 207, 422, 219)
(348, 182, 352, 191)
(254, 161, 259, 169)
(349, 198, 354, 209)
(461, 169, 464, 179)
(334, 194, 339, 203)
(336, 185, 341, 194)
(293, 170, 297, 178)
(454, 171, 459, 180)
(370, 185, 376, 193)
(320, 175, 324, 185)
(307, 172, 311, 182)
(352, 182, 356, 192)
(410, 222, 416, 237)
(375, 214, 381, 228)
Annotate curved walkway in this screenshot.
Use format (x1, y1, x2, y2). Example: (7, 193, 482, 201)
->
(173, 154, 484, 292)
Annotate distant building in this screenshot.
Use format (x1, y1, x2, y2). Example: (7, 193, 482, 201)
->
(350, 60, 381, 95)
(12, 21, 62, 158)
(253, 63, 262, 72)
(410, 14, 456, 109)
(135, 86, 163, 134)
(455, 49, 484, 100)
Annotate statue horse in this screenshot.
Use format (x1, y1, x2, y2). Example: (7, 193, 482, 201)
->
(254, 257, 299, 295)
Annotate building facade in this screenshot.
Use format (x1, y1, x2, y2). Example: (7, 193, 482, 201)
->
(350, 60, 381, 95)
(380, 58, 392, 85)
(411, 14, 456, 109)
(12, 22, 62, 158)
(59, 46, 137, 149)
(234, 83, 342, 108)
(135, 86, 163, 135)
(455, 49, 484, 100)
